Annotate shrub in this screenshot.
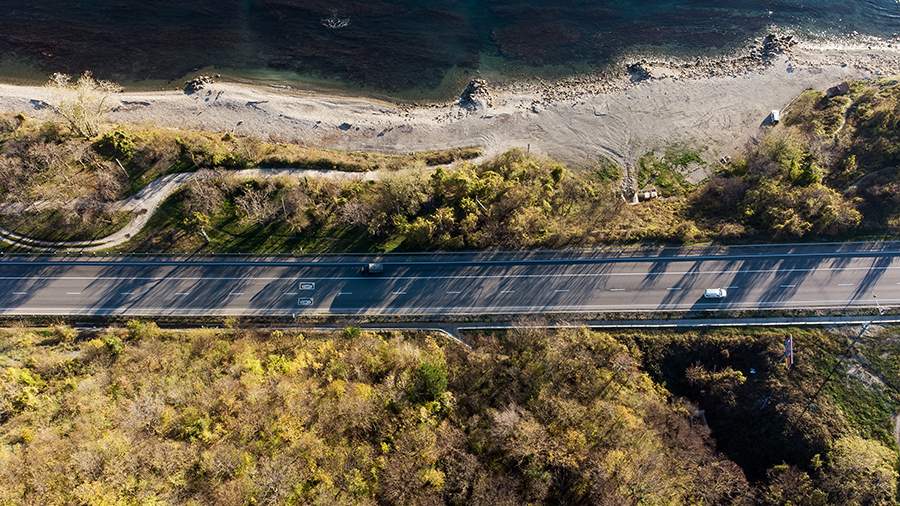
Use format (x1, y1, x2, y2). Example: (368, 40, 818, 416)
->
(409, 361, 448, 404)
(49, 324, 77, 343)
(342, 326, 362, 339)
(173, 406, 215, 443)
(93, 129, 136, 160)
(86, 334, 124, 357)
(125, 319, 161, 341)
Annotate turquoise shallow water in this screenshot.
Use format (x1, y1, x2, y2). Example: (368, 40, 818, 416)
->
(0, 1, 897, 98)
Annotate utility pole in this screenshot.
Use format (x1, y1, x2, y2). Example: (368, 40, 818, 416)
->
(784, 334, 794, 369)
(797, 295, 885, 420)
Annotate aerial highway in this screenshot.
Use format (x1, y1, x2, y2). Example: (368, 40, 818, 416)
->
(0, 242, 899, 317)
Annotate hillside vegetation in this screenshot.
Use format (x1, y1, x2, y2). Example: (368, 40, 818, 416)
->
(692, 77, 900, 239)
(1, 77, 900, 252)
(0, 324, 897, 504)
(0, 114, 480, 242)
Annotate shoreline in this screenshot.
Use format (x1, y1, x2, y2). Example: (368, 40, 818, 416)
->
(1, 32, 899, 173)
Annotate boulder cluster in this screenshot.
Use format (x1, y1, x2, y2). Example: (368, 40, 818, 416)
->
(626, 61, 653, 82)
(183, 74, 218, 94)
(459, 79, 493, 111)
(756, 33, 798, 60)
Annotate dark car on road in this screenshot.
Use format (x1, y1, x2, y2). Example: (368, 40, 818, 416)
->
(361, 262, 384, 275)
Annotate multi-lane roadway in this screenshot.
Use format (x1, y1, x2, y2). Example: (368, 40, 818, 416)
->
(0, 242, 898, 317)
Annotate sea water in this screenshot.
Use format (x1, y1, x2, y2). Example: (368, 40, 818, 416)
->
(0, 0, 897, 99)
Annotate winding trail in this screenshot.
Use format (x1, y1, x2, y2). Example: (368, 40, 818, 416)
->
(0, 168, 382, 252)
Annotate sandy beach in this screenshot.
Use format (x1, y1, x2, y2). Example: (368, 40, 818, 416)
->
(1, 33, 899, 178)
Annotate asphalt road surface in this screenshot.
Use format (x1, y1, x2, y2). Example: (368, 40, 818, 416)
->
(1, 242, 900, 317)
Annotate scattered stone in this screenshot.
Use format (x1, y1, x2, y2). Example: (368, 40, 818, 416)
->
(338, 122, 352, 131)
(459, 79, 493, 111)
(184, 75, 215, 94)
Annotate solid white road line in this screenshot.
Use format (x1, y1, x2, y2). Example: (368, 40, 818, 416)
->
(0, 297, 893, 316)
(1, 262, 899, 282)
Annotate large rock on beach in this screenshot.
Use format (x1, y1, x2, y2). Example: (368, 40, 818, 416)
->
(459, 79, 493, 111)
(626, 60, 653, 82)
(183, 75, 216, 95)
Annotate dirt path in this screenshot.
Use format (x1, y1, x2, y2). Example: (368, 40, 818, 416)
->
(0, 168, 382, 252)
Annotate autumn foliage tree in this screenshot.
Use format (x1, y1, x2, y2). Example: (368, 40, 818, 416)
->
(45, 71, 121, 138)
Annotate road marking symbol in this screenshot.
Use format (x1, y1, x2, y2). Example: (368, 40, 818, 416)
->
(175, 292, 190, 296)
(299, 282, 316, 291)
(609, 288, 625, 292)
(838, 283, 854, 287)
(11, 291, 27, 295)
(446, 291, 462, 295)
(228, 292, 245, 296)
(554, 289, 570, 293)
(338, 291, 352, 296)
(667, 287, 682, 291)
(500, 290, 515, 294)
(391, 291, 407, 295)
(298, 297, 314, 306)
(66, 292, 81, 295)
(780, 284, 797, 288)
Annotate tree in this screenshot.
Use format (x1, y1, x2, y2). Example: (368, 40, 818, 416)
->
(760, 465, 828, 506)
(822, 436, 898, 505)
(183, 211, 212, 242)
(234, 184, 277, 225)
(409, 360, 448, 404)
(185, 170, 226, 216)
(45, 71, 122, 138)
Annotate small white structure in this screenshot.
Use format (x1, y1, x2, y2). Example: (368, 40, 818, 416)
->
(768, 109, 781, 125)
(636, 188, 659, 202)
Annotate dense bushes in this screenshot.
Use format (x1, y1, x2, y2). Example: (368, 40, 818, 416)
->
(126, 150, 626, 253)
(0, 325, 751, 504)
(2, 324, 898, 503)
(692, 131, 862, 239)
(397, 151, 619, 248)
(693, 78, 900, 239)
(629, 327, 900, 504)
